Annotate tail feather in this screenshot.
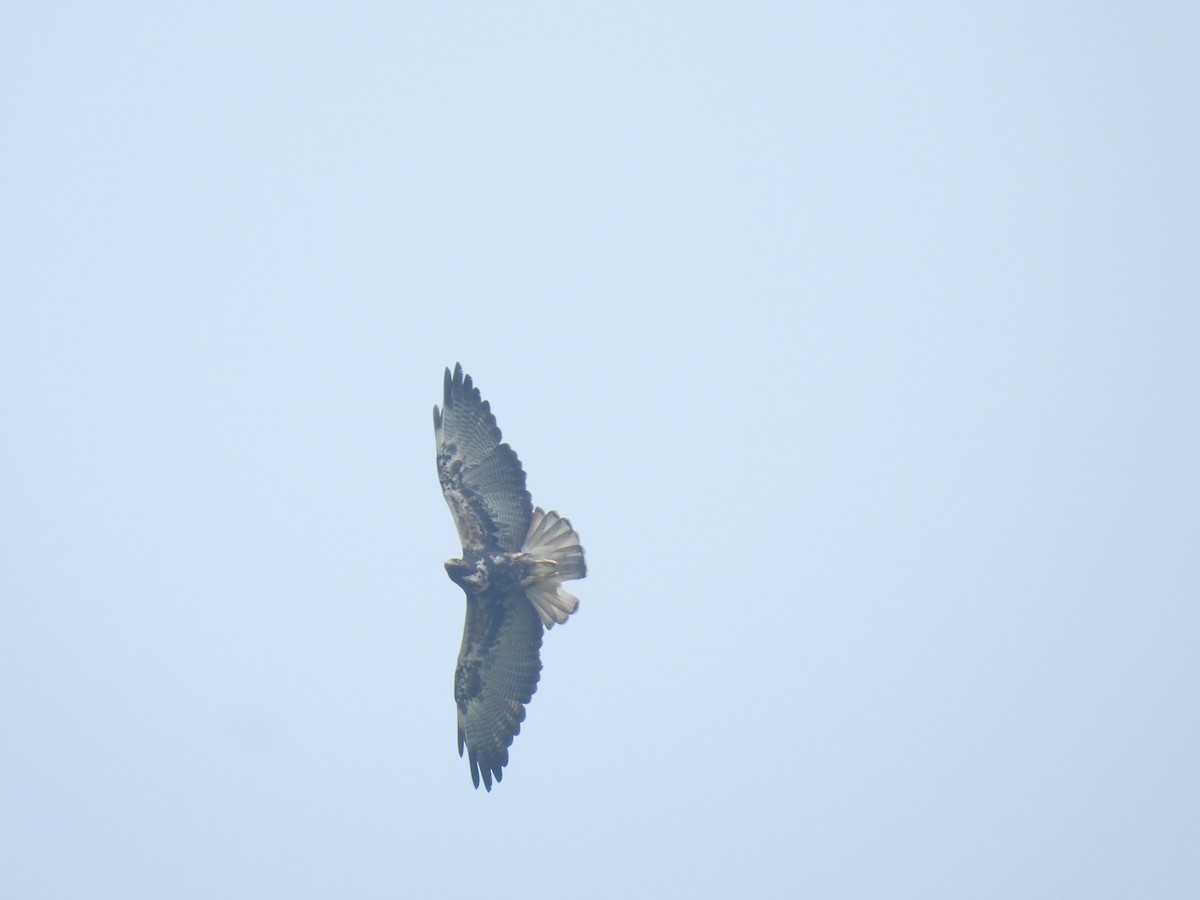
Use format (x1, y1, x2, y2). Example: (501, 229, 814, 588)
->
(524, 508, 586, 580)
(527, 585, 580, 628)
(523, 507, 586, 628)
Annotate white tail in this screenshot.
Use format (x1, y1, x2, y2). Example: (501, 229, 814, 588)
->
(523, 507, 586, 628)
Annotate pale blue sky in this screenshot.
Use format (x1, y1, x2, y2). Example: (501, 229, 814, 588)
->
(3, 3, 1198, 898)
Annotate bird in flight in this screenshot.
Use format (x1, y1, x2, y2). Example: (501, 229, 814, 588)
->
(433, 363, 586, 790)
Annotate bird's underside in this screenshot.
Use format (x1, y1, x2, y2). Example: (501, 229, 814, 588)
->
(433, 364, 586, 790)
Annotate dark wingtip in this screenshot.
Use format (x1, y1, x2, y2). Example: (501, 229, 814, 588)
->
(444, 363, 479, 412)
(468, 746, 481, 788)
(465, 744, 503, 791)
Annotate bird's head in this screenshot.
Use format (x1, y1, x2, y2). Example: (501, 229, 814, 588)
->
(445, 557, 484, 591)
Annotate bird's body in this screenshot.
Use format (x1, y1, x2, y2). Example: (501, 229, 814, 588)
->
(433, 364, 586, 790)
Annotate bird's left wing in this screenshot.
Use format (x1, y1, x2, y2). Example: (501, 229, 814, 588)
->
(433, 363, 532, 554)
(454, 587, 544, 790)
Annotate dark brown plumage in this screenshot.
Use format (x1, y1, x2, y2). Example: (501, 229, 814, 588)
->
(433, 364, 586, 790)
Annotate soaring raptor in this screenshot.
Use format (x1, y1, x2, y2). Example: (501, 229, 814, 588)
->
(433, 363, 586, 790)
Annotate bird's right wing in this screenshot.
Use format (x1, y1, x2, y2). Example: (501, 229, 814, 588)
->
(433, 364, 532, 554)
(454, 587, 544, 790)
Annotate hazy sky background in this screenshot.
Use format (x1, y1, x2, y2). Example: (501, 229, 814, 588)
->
(3, 3, 1198, 898)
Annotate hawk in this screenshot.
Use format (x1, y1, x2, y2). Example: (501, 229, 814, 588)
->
(433, 364, 586, 790)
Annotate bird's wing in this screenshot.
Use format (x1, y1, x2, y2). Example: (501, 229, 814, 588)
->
(433, 363, 532, 554)
(454, 587, 544, 790)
